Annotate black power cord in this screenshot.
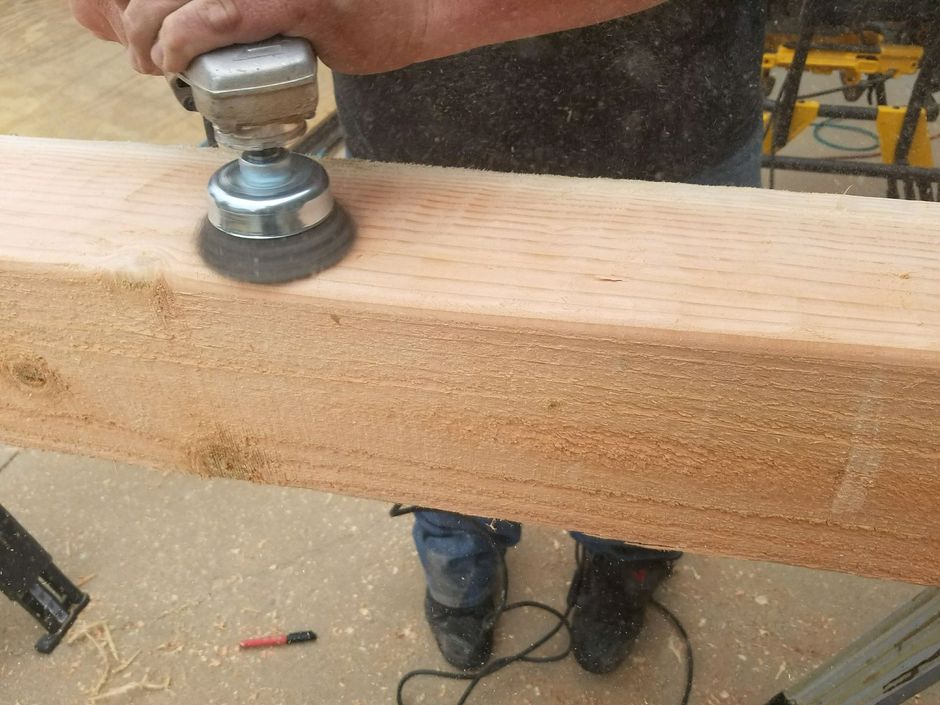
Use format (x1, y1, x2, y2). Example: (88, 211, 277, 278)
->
(390, 505, 693, 705)
(794, 72, 895, 101)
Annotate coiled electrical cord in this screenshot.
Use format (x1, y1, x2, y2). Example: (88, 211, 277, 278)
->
(390, 505, 693, 705)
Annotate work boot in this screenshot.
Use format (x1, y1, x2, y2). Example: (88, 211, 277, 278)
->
(567, 548, 675, 674)
(424, 590, 499, 671)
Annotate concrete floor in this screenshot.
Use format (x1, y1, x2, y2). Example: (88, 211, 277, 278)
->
(1, 446, 936, 705)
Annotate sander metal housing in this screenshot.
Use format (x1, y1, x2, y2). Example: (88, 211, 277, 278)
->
(169, 37, 354, 283)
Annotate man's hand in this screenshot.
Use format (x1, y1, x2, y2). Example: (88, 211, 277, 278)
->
(69, 0, 432, 75)
(70, 0, 666, 77)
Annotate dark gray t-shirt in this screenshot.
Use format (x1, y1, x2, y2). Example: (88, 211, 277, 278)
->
(333, 0, 766, 181)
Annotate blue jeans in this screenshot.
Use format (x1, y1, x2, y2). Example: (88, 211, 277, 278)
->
(415, 129, 763, 608)
(415, 511, 685, 607)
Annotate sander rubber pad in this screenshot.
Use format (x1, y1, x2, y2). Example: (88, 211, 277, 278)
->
(197, 205, 355, 284)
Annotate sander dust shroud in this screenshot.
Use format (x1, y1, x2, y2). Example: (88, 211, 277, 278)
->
(169, 37, 355, 284)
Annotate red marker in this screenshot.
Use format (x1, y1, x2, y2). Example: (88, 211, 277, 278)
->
(239, 630, 317, 649)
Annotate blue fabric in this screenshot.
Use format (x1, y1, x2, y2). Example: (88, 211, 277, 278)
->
(413, 131, 763, 608)
(414, 510, 682, 608)
(413, 511, 520, 608)
(687, 124, 764, 188)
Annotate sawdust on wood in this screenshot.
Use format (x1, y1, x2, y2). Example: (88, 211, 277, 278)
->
(1, 354, 67, 394)
(98, 272, 180, 326)
(187, 427, 271, 483)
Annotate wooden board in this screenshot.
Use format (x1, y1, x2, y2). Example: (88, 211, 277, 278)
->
(1, 136, 939, 585)
(0, 0, 335, 144)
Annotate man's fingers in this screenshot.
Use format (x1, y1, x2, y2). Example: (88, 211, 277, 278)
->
(153, 0, 303, 73)
(72, 0, 315, 76)
(126, 46, 164, 75)
(69, 0, 129, 44)
(123, 0, 190, 74)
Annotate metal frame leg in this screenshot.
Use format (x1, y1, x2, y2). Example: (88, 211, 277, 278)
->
(0, 504, 90, 653)
(765, 588, 940, 705)
(888, 9, 940, 201)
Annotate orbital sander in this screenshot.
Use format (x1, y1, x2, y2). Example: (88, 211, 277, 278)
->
(168, 37, 354, 284)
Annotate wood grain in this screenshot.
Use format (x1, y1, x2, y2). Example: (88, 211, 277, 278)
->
(0, 0, 336, 143)
(1, 136, 939, 585)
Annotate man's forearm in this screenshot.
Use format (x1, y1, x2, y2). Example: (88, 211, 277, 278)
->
(71, 0, 669, 77)
(418, 0, 667, 62)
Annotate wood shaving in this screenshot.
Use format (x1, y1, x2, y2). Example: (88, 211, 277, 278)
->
(156, 640, 184, 654)
(68, 622, 105, 645)
(667, 635, 684, 664)
(101, 624, 120, 662)
(112, 650, 141, 676)
(68, 621, 169, 703)
(90, 672, 171, 702)
(75, 574, 97, 588)
(68, 625, 111, 694)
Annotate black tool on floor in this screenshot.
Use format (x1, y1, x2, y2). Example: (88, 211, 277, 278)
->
(168, 37, 355, 284)
(0, 504, 89, 653)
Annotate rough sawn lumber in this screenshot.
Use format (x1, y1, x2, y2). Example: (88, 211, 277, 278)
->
(1, 136, 939, 584)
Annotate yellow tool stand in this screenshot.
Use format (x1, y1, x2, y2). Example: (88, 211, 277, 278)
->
(762, 33, 935, 167)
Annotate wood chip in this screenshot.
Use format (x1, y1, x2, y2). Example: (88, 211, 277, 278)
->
(89, 672, 171, 702)
(112, 650, 141, 676)
(75, 574, 97, 588)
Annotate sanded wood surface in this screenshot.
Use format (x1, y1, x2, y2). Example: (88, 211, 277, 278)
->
(0, 0, 335, 143)
(1, 136, 939, 585)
